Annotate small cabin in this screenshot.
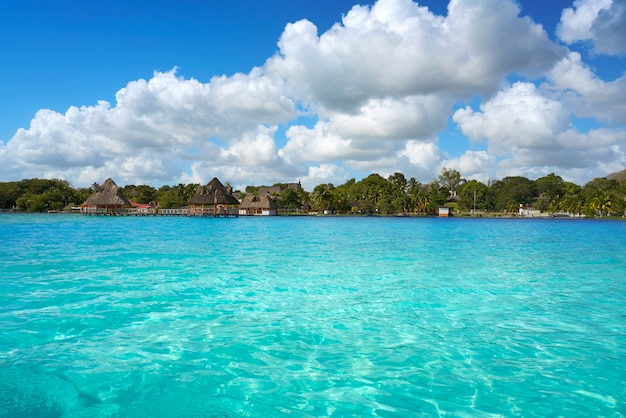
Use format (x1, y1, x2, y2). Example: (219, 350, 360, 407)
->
(519, 204, 540, 217)
(80, 178, 130, 215)
(239, 194, 277, 216)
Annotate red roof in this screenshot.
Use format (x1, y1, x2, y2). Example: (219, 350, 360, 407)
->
(128, 200, 158, 209)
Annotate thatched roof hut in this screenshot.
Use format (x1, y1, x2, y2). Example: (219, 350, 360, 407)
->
(188, 177, 239, 216)
(81, 178, 130, 214)
(239, 194, 277, 216)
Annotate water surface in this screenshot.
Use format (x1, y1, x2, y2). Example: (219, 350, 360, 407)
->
(1, 214, 625, 416)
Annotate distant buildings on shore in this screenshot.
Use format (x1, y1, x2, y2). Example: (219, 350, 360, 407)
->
(80, 177, 299, 216)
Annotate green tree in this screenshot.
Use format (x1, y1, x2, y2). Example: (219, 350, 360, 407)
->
(560, 191, 585, 216)
(278, 187, 301, 212)
(587, 191, 612, 217)
(0, 182, 21, 209)
(406, 178, 422, 213)
(490, 176, 537, 211)
(438, 167, 463, 198)
(123, 185, 157, 204)
(583, 177, 620, 194)
(457, 180, 490, 212)
(423, 181, 447, 213)
(611, 192, 626, 215)
(155, 183, 199, 209)
(13, 179, 79, 212)
(388, 172, 410, 213)
(535, 173, 564, 212)
(311, 183, 335, 211)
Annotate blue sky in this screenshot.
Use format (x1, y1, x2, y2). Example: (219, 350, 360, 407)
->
(1, 0, 625, 189)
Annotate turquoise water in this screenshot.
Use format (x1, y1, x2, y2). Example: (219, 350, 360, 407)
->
(1, 214, 625, 417)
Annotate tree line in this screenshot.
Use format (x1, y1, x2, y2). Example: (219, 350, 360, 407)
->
(1, 168, 625, 216)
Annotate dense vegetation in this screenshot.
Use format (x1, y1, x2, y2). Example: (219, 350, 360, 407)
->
(1, 169, 626, 216)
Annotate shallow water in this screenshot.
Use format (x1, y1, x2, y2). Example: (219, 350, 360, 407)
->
(1, 214, 625, 417)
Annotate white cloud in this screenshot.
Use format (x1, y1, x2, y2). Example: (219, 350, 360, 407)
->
(398, 140, 443, 174)
(0, 69, 299, 186)
(558, 0, 626, 55)
(454, 82, 571, 153)
(267, 0, 563, 112)
(1, 0, 620, 190)
(299, 164, 351, 191)
(327, 95, 451, 140)
(558, 0, 612, 43)
(453, 81, 626, 181)
(267, 0, 565, 183)
(183, 125, 299, 187)
(547, 51, 626, 124)
(592, 0, 626, 54)
(280, 121, 354, 164)
(441, 150, 496, 183)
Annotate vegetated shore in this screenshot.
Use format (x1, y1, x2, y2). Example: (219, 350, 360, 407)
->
(1, 209, 624, 220)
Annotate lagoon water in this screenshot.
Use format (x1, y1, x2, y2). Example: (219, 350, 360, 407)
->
(1, 214, 625, 417)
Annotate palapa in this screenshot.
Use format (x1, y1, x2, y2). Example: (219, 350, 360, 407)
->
(80, 178, 130, 214)
(188, 177, 239, 215)
(239, 194, 277, 215)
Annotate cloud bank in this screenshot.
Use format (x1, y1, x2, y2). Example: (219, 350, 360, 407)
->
(559, 0, 626, 55)
(1, 0, 624, 189)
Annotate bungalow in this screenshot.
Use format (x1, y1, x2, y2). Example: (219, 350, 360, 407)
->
(519, 204, 540, 217)
(239, 194, 277, 216)
(80, 178, 130, 215)
(128, 200, 158, 215)
(188, 177, 239, 216)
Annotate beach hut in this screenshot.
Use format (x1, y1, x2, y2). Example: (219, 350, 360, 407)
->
(239, 194, 277, 216)
(188, 177, 239, 216)
(438, 206, 450, 217)
(80, 178, 130, 215)
(519, 204, 540, 217)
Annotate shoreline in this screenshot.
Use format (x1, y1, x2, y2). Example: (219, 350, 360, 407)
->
(1, 210, 624, 221)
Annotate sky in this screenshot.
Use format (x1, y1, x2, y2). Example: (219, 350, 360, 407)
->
(1, 0, 625, 190)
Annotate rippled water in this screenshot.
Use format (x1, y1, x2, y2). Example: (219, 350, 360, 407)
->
(1, 214, 625, 417)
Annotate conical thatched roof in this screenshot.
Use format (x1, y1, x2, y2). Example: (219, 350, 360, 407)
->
(188, 177, 239, 206)
(239, 194, 277, 209)
(82, 178, 130, 206)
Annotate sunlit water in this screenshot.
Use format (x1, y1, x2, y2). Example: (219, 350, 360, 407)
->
(1, 214, 625, 417)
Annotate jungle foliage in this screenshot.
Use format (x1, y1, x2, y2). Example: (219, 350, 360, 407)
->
(2, 169, 625, 216)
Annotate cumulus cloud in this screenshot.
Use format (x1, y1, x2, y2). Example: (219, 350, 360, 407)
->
(1, 0, 621, 189)
(559, 0, 626, 55)
(558, 0, 612, 43)
(299, 164, 351, 191)
(547, 51, 626, 124)
(268, 0, 563, 112)
(397, 140, 443, 177)
(0, 69, 299, 186)
(441, 150, 497, 183)
(182, 125, 299, 187)
(267, 0, 565, 182)
(453, 81, 626, 180)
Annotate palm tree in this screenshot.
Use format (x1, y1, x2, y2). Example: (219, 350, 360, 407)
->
(312, 183, 335, 212)
(560, 192, 585, 216)
(415, 192, 430, 214)
(589, 192, 612, 217)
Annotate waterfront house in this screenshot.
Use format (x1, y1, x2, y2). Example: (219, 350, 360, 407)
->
(188, 177, 239, 216)
(519, 204, 540, 217)
(239, 194, 277, 216)
(128, 200, 158, 215)
(80, 178, 130, 215)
